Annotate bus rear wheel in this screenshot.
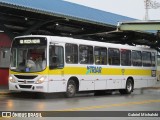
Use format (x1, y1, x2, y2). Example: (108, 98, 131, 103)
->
(65, 80, 76, 98)
(119, 79, 133, 94)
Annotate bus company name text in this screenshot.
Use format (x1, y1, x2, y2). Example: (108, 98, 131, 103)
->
(86, 66, 102, 74)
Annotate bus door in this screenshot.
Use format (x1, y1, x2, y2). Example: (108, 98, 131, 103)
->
(48, 43, 65, 92)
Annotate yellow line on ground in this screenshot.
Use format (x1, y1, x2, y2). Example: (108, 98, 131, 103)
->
(57, 99, 160, 111)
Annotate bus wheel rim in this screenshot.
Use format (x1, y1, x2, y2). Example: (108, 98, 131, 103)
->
(127, 82, 132, 92)
(68, 84, 75, 95)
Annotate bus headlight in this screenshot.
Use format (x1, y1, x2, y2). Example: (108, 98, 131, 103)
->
(9, 76, 17, 83)
(35, 76, 46, 84)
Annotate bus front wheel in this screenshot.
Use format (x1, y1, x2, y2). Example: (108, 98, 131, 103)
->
(119, 79, 133, 94)
(65, 80, 76, 98)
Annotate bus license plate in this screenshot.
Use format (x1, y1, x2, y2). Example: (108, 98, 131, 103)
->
(36, 86, 43, 89)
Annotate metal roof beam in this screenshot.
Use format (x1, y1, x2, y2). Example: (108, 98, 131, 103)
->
(21, 19, 67, 35)
(118, 21, 160, 31)
(0, 23, 15, 39)
(22, 21, 43, 35)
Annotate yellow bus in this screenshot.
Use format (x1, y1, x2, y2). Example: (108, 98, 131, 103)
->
(9, 35, 157, 97)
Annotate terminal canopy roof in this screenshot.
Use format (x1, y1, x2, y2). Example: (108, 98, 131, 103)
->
(0, 0, 158, 49)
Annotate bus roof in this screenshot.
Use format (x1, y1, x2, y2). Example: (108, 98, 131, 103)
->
(15, 35, 156, 52)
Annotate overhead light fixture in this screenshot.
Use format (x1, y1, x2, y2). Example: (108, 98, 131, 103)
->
(56, 23, 59, 26)
(25, 17, 28, 21)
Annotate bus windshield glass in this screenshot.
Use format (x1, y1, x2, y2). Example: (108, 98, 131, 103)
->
(10, 37, 47, 72)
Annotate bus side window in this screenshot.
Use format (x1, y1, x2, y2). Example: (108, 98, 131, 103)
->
(151, 52, 156, 67)
(132, 51, 142, 66)
(65, 43, 78, 64)
(121, 49, 131, 66)
(79, 45, 93, 64)
(108, 48, 120, 65)
(142, 51, 151, 67)
(94, 47, 107, 65)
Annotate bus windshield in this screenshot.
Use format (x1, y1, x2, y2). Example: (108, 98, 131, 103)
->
(10, 37, 47, 72)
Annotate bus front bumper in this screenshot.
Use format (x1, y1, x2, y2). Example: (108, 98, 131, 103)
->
(9, 82, 48, 93)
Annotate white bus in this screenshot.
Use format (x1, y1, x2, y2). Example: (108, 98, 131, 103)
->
(157, 54, 160, 81)
(9, 35, 157, 97)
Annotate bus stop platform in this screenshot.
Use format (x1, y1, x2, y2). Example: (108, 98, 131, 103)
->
(0, 81, 160, 95)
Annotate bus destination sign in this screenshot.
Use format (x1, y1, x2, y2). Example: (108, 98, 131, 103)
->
(19, 39, 40, 44)
(13, 37, 47, 46)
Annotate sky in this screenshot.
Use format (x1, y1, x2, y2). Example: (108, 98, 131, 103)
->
(64, 0, 160, 20)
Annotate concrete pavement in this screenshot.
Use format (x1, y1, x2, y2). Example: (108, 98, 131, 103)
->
(0, 85, 10, 95)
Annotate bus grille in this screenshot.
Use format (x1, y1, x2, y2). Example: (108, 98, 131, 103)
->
(19, 85, 32, 89)
(14, 75, 37, 79)
(18, 81, 34, 84)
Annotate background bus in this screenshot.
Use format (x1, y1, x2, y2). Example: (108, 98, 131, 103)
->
(157, 54, 160, 81)
(9, 35, 157, 97)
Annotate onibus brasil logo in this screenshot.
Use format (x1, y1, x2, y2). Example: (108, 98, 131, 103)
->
(86, 66, 102, 75)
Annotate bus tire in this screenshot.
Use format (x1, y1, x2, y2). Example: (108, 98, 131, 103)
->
(119, 79, 133, 94)
(65, 80, 76, 98)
